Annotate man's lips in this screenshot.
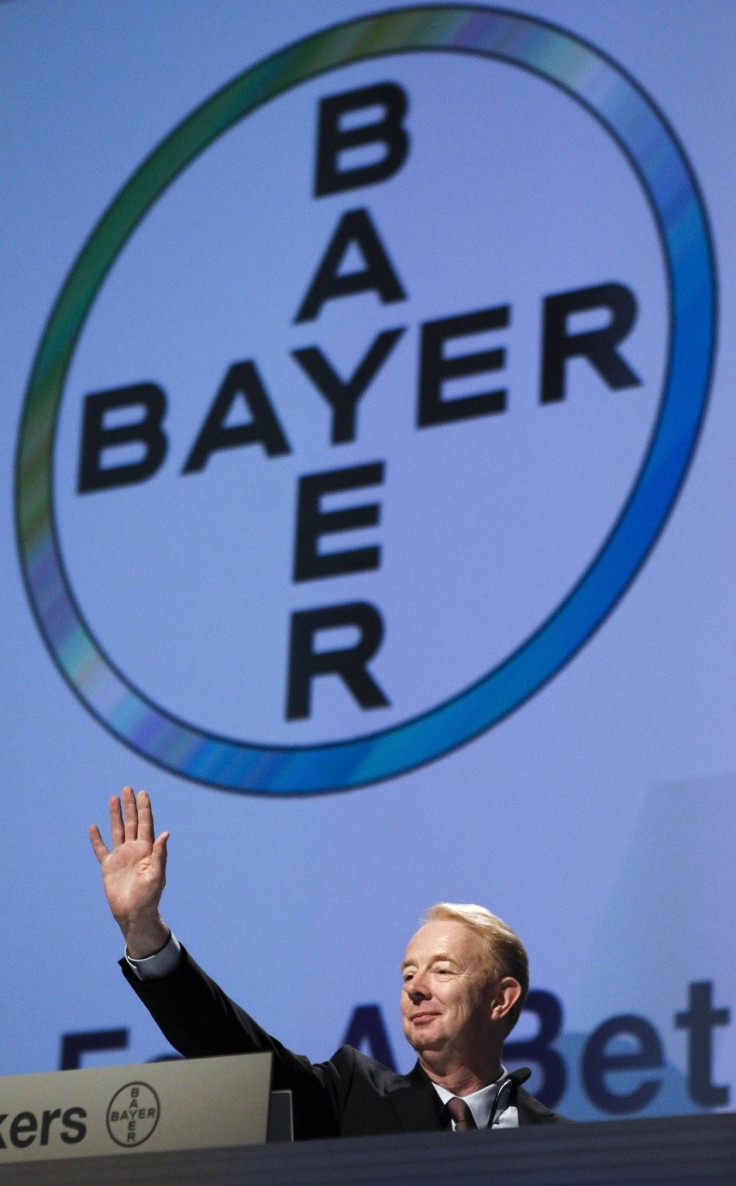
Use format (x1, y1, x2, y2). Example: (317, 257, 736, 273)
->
(410, 1011, 441, 1024)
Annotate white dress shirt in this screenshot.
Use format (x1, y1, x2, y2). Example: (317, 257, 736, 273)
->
(433, 1075, 519, 1129)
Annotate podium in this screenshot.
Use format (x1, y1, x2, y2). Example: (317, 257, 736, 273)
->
(2, 1059, 734, 1184)
(0, 1054, 279, 1165)
(1, 1113, 735, 1184)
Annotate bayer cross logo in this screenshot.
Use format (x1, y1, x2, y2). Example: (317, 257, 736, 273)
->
(106, 1081, 160, 1148)
(15, 7, 715, 795)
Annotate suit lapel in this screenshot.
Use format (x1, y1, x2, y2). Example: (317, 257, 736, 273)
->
(515, 1085, 560, 1124)
(386, 1062, 447, 1132)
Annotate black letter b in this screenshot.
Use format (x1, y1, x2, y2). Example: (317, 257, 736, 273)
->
(315, 83, 409, 196)
(77, 384, 167, 493)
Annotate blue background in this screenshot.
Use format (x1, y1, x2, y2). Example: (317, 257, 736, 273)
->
(2, 0, 734, 1121)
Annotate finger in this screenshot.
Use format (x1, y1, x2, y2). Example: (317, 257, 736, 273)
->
(136, 789, 154, 845)
(152, 830, 170, 864)
(122, 784, 138, 842)
(109, 794, 125, 847)
(89, 823, 110, 864)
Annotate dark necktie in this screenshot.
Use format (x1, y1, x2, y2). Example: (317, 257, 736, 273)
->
(445, 1096, 477, 1131)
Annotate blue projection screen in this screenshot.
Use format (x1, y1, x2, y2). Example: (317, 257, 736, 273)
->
(2, 0, 734, 1124)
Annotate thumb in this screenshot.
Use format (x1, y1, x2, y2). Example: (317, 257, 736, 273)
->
(152, 830, 170, 862)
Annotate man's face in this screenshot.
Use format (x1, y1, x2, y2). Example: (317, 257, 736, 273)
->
(400, 920, 494, 1061)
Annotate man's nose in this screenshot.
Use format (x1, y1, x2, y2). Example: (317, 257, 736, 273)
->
(407, 972, 431, 999)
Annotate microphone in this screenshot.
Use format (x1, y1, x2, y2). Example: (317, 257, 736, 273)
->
(488, 1066, 532, 1126)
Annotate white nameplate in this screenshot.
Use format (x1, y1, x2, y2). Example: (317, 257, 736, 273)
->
(0, 1052, 272, 1163)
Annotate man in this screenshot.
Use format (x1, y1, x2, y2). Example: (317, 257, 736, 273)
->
(90, 786, 565, 1139)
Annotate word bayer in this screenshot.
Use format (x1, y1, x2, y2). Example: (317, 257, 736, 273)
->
(75, 83, 641, 723)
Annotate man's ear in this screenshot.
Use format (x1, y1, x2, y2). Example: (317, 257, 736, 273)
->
(490, 976, 522, 1023)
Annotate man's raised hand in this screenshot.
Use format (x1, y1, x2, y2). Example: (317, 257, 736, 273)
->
(89, 786, 171, 959)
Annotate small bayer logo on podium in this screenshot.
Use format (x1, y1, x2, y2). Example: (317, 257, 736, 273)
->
(106, 1081, 160, 1148)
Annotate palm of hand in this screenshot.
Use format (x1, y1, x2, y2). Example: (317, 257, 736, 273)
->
(101, 838, 164, 918)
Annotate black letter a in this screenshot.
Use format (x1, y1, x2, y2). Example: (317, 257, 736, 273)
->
(294, 209, 406, 324)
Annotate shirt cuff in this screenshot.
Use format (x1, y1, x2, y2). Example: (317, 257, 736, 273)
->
(124, 931, 181, 980)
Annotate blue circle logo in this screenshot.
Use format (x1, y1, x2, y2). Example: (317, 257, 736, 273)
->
(15, 7, 716, 794)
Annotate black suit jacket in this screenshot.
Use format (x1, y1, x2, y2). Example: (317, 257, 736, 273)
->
(121, 947, 564, 1140)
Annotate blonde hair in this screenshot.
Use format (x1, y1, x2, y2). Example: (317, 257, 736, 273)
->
(421, 902, 529, 1031)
